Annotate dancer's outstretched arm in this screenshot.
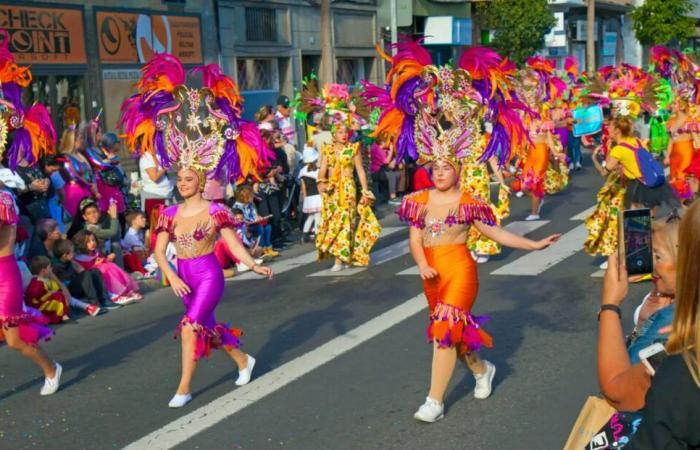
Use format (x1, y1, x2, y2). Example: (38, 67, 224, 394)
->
(220, 228, 273, 279)
(474, 221, 560, 251)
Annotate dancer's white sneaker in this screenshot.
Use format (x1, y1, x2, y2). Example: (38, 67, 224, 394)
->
(40, 362, 62, 396)
(475, 255, 490, 264)
(235, 354, 256, 386)
(525, 214, 540, 221)
(515, 191, 524, 198)
(168, 393, 192, 408)
(473, 360, 496, 399)
(413, 397, 444, 423)
(330, 263, 345, 272)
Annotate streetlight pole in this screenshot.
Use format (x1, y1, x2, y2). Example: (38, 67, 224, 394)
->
(587, 0, 596, 73)
(390, 0, 398, 55)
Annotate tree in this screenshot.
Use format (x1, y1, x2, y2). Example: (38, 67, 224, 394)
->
(631, 0, 696, 47)
(476, 0, 556, 64)
(319, 0, 334, 83)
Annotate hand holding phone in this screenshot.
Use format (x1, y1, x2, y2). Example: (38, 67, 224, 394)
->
(620, 208, 653, 276)
(639, 343, 668, 376)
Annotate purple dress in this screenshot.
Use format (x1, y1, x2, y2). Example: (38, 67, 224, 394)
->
(155, 202, 242, 360)
(62, 154, 95, 218)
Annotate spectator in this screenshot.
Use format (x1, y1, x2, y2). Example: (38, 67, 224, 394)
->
(275, 95, 296, 146)
(52, 238, 120, 311)
(413, 163, 434, 192)
(72, 230, 141, 305)
(597, 216, 680, 413)
(42, 155, 67, 233)
(68, 199, 124, 268)
(121, 211, 149, 275)
(139, 151, 173, 222)
(213, 209, 263, 278)
(370, 139, 402, 204)
(25, 256, 70, 323)
(203, 173, 228, 203)
(61, 124, 99, 219)
(298, 146, 321, 242)
(15, 154, 52, 223)
(28, 218, 62, 259)
(628, 201, 700, 448)
(255, 105, 276, 131)
(86, 132, 126, 217)
(233, 186, 278, 258)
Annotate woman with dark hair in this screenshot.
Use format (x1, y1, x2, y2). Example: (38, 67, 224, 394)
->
(61, 124, 99, 219)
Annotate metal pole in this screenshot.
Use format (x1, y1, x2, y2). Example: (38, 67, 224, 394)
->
(587, 0, 596, 73)
(390, 0, 398, 55)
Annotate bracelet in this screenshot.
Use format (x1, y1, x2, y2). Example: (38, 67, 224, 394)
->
(598, 304, 622, 321)
(317, 179, 328, 184)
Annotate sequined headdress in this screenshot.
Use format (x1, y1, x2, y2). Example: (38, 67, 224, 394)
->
(294, 74, 370, 129)
(118, 54, 271, 183)
(581, 63, 660, 119)
(0, 29, 56, 170)
(362, 40, 528, 168)
(650, 46, 700, 105)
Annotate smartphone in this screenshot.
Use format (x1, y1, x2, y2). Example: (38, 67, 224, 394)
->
(621, 208, 653, 276)
(639, 342, 668, 376)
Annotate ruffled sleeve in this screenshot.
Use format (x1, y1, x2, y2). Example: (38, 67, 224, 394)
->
(458, 193, 496, 226)
(396, 190, 430, 228)
(0, 191, 19, 226)
(210, 203, 242, 232)
(154, 205, 178, 236)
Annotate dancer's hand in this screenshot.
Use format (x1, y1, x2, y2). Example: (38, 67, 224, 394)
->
(532, 234, 561, 250)
(253, 264, 273, 279)
(418, 265, 438, 280)
(170, 276, 191, 297)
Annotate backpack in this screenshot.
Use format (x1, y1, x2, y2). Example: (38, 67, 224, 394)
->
(618, 140, 665, 188)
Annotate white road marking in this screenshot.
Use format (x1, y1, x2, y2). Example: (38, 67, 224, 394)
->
(122, 294, 426, 450)
(570, 206, 595, 221)
(308, 239, 410, 277)
(490, 224, 587, 276)
(590, 270, 604, 278)
(397, 220, 550, 276)
(229, 227, 404, 281)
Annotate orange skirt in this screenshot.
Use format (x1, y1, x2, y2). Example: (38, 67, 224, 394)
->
(423, 244, 493, 354)
(522, 142, 549, 199)
(670, 140, 695, 199)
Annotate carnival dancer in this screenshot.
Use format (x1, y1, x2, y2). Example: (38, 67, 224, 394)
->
(119, 54, 272, 407)
(60, 123, 99, 219)
(83, 124, 127, 215)
(0, 29, 62, 395)
(516, 57, 568, 221)
(296, 80, 380, 271)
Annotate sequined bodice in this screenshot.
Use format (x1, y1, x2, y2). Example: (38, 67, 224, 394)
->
(172, 207, 218, 259)
(421, 200, 469, 247)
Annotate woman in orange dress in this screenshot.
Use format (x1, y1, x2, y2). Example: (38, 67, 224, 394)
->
(665, 98, 699, 203)
(399, 158, 560, 423)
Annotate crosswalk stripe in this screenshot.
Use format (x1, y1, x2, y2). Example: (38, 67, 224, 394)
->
(490, 224, 587, 276)
(308, 239, 410, 277)
(229, 226, 404, 281)
(591, 270, 604, 278)
(397, 220, 550, 276)
(570, 206, 595, 221)
(123, 294, 426, 450)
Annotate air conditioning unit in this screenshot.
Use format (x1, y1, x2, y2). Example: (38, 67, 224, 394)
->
(575, 20, 598, 41)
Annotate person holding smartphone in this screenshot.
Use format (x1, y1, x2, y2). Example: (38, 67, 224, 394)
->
(627, 201, 700, 449)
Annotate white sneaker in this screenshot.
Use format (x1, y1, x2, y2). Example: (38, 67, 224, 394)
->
(168, 393, 192, 408)
(600, 261, 609, 270)
(413, 397, 444, 423)
(473, 360, 496, 399)
(330, 263, 345, 272)
(525, 214, 540, 221)
(568, 163, 574, 171)
(475, 255, 490, 264)
(515, 191, 524, 198)
(40, 362, 62, 396)
(575, 163, 583, 171)
(235, 354, 256, 386)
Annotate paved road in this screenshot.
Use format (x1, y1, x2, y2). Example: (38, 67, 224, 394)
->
(0, 165, 648, 450)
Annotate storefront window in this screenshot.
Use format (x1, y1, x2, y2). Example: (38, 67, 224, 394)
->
(20, 74, 87, 138)
(336, 58, 366, 85)
(236, 58, 278, 91)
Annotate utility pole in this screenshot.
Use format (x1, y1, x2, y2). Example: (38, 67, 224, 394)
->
(587, 0, 596, 73)
(390, 0, 398, 55)
(319, 0, 333, 83)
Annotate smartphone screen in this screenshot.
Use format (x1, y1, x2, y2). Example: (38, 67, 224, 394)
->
(622, 208, 653, 276)
(645, 347, 668, 373)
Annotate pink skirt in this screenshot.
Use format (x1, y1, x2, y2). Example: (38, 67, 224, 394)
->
(92, 261, 139, 298)
(0, 254, 53, 345)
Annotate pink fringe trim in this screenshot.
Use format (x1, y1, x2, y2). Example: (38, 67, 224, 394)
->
(427, 302, 492, 354)
(175, 316, 242, 361)
(154, 212, 174, 237)
(0, 193, 18, 225)
(211, 209, 243, 232)
(522, 169, 545, 199)
(0, 312, 54, 345)
(397, 190, 496, 228)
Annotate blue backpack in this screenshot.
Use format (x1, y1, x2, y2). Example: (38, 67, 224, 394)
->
(619, 140, 665, 188)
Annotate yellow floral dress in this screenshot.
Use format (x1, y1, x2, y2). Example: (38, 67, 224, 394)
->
(584, 172, 626, 256)
(460, 156, 510, 256)
(316, 142, 381, 265)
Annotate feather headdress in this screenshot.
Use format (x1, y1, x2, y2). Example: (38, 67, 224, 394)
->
(0, 29, 56, 170)
(580, 64, 659, 119)
(118, 54, 271, 183)
(294, 73, 369, 130)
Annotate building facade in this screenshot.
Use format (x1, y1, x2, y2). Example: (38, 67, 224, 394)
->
(2, 0, 218, 136)
(217, 0, 382, 120)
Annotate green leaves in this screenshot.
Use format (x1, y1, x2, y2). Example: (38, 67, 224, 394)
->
(476, 0, 556, 64)
(631, 0, 696, 46)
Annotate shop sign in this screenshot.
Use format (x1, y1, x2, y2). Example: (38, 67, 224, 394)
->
(0, 4, 86, 64)
(96, 10, 202, 64)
